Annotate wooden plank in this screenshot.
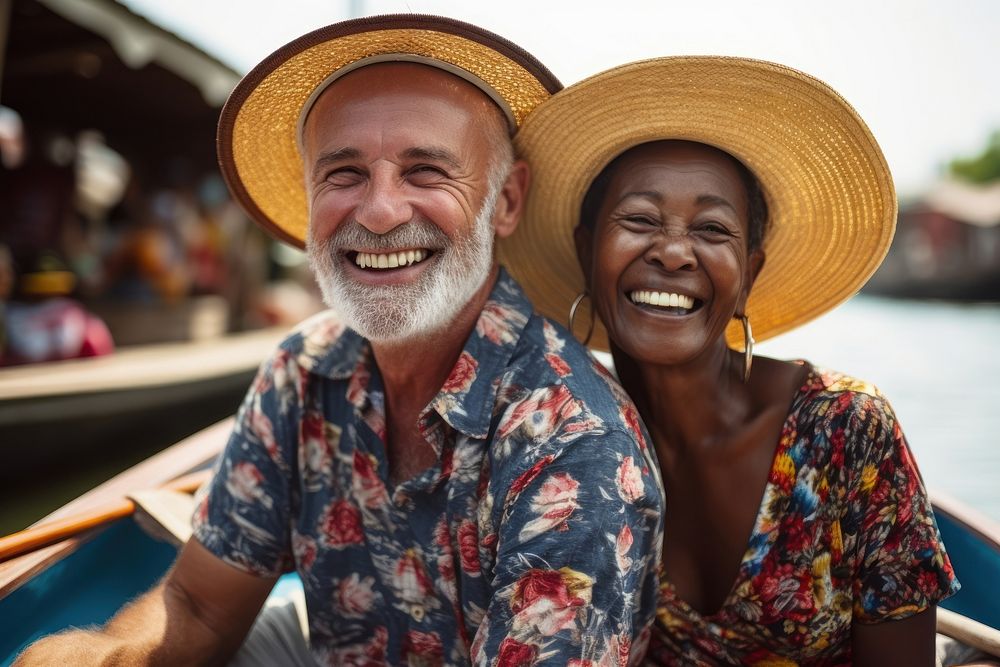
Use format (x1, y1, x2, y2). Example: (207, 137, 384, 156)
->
(938, 608, 1000, 658)
(42, 418, 230, 522)
(0, 534, 91, 600)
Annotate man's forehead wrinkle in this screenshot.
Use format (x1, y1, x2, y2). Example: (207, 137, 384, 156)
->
(309, 144, 465, 173)
(319, 60, 506, 132)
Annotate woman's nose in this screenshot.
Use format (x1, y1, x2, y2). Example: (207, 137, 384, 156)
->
(354, 171, 413, 235)
(645, 230, 697, 272)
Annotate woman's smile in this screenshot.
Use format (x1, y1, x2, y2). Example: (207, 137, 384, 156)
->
(628, 289, 700, 314)
(580, 140, 756, 366)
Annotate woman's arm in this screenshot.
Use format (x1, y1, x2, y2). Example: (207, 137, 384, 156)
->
(851, 607, 937, 667)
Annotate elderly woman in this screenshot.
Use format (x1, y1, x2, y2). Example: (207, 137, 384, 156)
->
(506, 57, 961, 665)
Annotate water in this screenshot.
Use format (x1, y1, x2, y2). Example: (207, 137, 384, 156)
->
(4, 295, 997, 534)
(757, 294, 1000, 522)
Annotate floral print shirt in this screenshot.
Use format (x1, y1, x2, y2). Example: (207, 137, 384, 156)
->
(644, 365, 958, 666)
(193, 269, 664, 666)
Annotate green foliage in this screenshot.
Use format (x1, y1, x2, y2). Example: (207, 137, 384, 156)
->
(950, 130, 1000, 184)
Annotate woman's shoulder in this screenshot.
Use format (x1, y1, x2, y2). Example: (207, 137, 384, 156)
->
(790, 361, 898, 440)
(790, 362, 894, 417)
(808, 365, 884, 398)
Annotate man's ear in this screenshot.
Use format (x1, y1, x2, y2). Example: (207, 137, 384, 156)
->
(574, 224, 594, 290)
(492, 160, 530, 240)
(737, 248, 766, 315)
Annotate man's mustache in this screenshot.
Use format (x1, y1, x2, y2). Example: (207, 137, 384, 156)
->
(312, 219, 450, 253)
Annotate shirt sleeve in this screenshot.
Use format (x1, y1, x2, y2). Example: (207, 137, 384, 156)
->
(848, 391, 959, 623)
(471, 427, 662, 665)
(191, 348, 302, 577)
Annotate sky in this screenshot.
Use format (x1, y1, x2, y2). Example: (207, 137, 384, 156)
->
(120, 0, 1000, 199)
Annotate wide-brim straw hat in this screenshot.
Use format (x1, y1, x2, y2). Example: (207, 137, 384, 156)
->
(218, 14, 561, 249)
(504, 56, 897, 351)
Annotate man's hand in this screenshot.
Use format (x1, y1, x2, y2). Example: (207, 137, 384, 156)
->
(14, 539, 276, 666)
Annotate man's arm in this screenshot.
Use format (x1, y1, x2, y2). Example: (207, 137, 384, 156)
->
(14, 539, 276, 667)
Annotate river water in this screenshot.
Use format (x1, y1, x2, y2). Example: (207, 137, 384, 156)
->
(757, 294, 1000, 523)
(3, 294, 998, 534)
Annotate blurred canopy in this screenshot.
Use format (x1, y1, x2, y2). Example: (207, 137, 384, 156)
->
(950, 131, 1000, 184)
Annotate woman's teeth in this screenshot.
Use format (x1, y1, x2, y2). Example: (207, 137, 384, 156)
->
(630, 290, 696, 311)
(354, 249, 428, 269)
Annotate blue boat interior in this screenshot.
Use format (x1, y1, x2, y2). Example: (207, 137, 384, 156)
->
(935, 507, 1000, 630)
(1, 518, 175, 665)
(0, 517, 305, 666)
(1, 507, 997, 664)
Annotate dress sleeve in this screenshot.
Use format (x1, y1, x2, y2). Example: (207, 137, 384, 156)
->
(471, 428, 663, 666)
(191, 348, 302, 577)
(847, 391, 959, 623)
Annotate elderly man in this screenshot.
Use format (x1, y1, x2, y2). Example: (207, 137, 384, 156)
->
(16, 15, 662, 666)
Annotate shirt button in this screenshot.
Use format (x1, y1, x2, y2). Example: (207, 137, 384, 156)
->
(411, 605, 425, 622)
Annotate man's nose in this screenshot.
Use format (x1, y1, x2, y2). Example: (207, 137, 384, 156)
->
(645, 231, 698, 272)
(354, 171, 413, 235)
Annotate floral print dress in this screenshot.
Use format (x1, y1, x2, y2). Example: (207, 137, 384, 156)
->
(644, 365, 958, 666)
(192, 269, 665, 666)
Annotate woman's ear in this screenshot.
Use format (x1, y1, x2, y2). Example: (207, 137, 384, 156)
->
(491, 160, 530, 240)
(574, 224, 594, 289)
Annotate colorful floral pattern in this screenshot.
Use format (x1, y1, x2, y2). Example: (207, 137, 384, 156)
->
(192, 269, 664, 666)
(644, 365, 958, 666)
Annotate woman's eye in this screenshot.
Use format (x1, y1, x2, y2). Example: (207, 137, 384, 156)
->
(622, 215, 657, 226)
(700, 221, 732, 235)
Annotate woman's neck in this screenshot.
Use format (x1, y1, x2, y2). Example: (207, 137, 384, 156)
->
(612, 342, 754, 460)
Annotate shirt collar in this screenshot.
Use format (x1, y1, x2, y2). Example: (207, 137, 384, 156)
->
(293, 310, 367, 380)
(294, 268, 533, 438)
(428, 267, 531, 438)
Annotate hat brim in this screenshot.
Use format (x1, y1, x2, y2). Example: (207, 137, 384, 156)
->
(218, 14, 561, 249)
(505, 56, 896, 350)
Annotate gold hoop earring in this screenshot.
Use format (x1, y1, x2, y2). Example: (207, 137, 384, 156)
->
(568, 292, 595, 346)
(741, 315, 754, 383)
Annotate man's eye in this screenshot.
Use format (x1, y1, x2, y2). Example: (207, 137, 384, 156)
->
(325, 168, 363, 186)
(408, 165, 447, 180)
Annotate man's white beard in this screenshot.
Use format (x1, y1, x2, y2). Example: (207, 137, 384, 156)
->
(307, 185, 500, 343)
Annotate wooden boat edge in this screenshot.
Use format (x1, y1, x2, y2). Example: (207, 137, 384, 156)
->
(0, 418, 232, 597)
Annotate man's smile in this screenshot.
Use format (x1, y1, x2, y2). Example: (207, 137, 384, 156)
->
(350, 248, 431, 270)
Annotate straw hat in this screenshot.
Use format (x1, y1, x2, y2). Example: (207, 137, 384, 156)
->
(217, 14, 561, 248)
(504, 56, 897, 350)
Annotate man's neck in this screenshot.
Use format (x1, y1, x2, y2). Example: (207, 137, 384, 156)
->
(370, 265, 498, 418)
(371, 265, 498, 485)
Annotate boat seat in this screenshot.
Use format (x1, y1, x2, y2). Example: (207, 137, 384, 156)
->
(938, 607, 1000, 659)
(130, 488, 197, 546)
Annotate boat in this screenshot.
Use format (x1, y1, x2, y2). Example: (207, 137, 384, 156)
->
(1, 420, 998, 665)
(931, 493, 1000, 656)
(0, 326, 285, 482)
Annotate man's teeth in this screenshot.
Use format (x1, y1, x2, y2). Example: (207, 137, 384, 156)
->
(630, 290, 695, 310)
(355, 249, 427, 269)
